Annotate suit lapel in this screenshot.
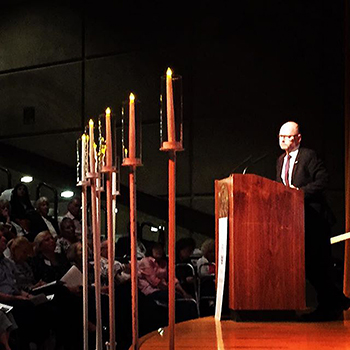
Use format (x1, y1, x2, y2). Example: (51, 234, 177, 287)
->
(291, 147, 302, 183)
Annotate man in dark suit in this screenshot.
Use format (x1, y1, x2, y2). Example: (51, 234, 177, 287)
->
(276, 121, 350, 321)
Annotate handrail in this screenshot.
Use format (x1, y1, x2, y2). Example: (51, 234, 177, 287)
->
(0, 167, 12, 189)
(36, 182, 58, 222)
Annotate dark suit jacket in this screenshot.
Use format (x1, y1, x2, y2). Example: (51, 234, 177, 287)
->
(276, 147, 335, 226)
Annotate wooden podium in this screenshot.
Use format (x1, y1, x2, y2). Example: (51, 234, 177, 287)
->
(215, 174, 305, 311)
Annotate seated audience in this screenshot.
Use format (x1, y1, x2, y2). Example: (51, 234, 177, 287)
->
(197, 239, 216, 316)
(66, 241, 83, 271)
(197, 239, 215, 277)
(29, 197, 59, 239)
(31, 231, 71, 283)
(9, 184, 34, 235)
(62, 197, 82, 240)
(0, 224, 53, 349)
(175, 237, 197, 297)
(138, 242, 191, 302)
(100, 240, 130, 288)
(0, 200, 26, 237)
(55, 217, 79, 256)
(7, 237, 39, 291)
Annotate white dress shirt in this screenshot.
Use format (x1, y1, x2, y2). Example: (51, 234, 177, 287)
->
(281, 148, 299, 186)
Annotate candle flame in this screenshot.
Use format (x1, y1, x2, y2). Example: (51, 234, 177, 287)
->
(166, 67, 172, 78)
(82, 134, 86, 142)
(129, 93, 135, 102)
(89, 119, 94, 127)
(105, 107, 111, 116)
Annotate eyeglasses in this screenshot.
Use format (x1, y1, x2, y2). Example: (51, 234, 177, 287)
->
(279, 134, 299, 140)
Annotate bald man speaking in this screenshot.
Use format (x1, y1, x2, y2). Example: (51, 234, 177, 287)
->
(276, 121, 350, 321)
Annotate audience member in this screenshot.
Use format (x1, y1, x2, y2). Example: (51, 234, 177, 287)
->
(0, 225, 53, 349)
(55, 217, 79, 256)
(29, 197, 59, 239)
(31, 231, 71, 283)
(197, 239, 215, 277)
(175, 237, 197, 297)
(100, 240, 130, 288)
(66, 241, 83, 271)
(7, 237, 38, 292)
(0, 200, 26, 237)
(62, 197, 82, 240)
(138, 242, 191, 302)
(9, 184, 34, 234)
(176, 237, 196, 265)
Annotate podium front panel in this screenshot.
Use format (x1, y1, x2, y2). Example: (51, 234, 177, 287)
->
(215, 174, 305, 311)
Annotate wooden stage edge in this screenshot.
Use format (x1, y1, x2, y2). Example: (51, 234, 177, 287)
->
(137, 316, 350, 349)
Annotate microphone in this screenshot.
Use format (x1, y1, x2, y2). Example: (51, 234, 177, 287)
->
(232, 155, 253, 173)
(242, 153, 268, 174)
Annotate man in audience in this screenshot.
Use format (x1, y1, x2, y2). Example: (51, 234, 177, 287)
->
(63, 197, 82, 240)
(29, 197, 59, 239)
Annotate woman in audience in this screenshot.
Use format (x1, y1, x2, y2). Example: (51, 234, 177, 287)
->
(138, 242, 191, 302)
(197, 239, 215, 277)
(55, 217, 78, 256)
(0, 200, 26, 237)
(30, 231, 95, 349)
(9, 184, 34, 235)
(29, 197, 59, 239)
(0, 224, 54, 350)
(7, 236, 38, 291)
(31, 231, 70, 283)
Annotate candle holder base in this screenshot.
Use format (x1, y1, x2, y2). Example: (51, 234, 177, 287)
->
(122, 158, 143, 167)
(160, 141, 184, 152)
(100, 166, 117, 173)
(76, 180, 90, 187)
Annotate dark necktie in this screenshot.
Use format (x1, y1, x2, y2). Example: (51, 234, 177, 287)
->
(284, 155, 291, 187)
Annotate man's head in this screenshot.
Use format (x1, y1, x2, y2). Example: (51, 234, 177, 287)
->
(36, 197, 49, 217)
(67, 197, 81, 219)
(60, 217, 76, 242)
(279, 121, 301, 154)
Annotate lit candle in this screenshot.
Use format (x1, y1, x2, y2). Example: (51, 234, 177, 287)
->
(166, 68, 175, 143)
(89, 119, 95, 174)
(129, 93, 136, 159)
(81, 134, 86, 182)
(105, 107, 112, 168)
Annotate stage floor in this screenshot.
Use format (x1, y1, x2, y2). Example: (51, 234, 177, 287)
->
(138, 316, 350, 349)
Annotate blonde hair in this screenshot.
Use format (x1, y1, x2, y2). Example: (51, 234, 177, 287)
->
(33, 231, 52, 254)
(8, 236, 33, 261)
(35, 196, 49, 209)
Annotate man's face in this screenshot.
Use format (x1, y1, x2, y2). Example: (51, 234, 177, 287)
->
(279, 122, 301, 153)
(38, 201, 49, 217)
(68, 199, 81, 218)
(61, 219, 76, 241)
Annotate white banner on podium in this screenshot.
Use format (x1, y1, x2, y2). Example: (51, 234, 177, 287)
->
(215, 217, 228, 320)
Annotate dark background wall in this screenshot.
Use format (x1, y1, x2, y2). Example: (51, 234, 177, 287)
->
(0, 0, 345, 255)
